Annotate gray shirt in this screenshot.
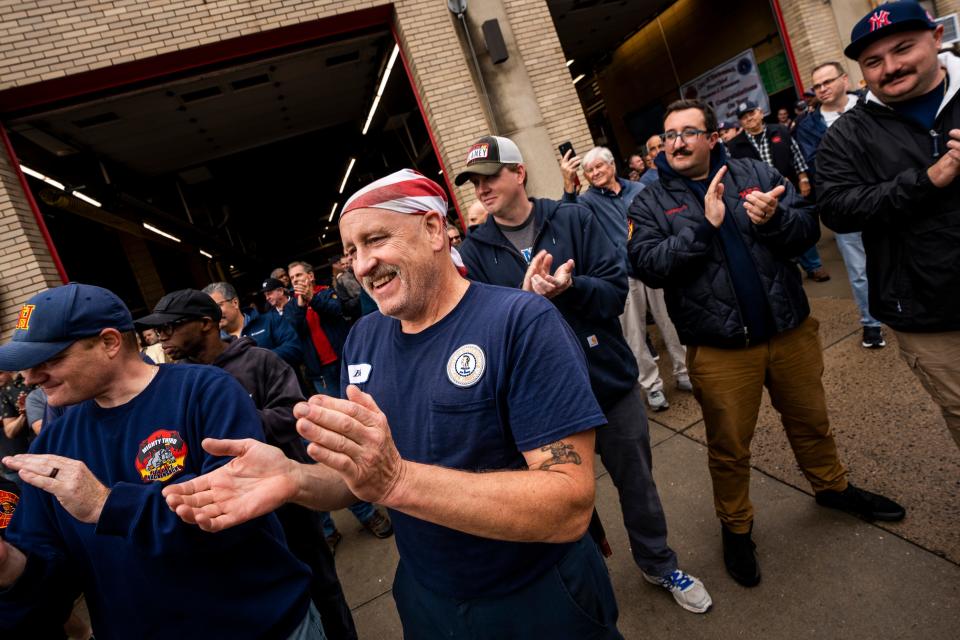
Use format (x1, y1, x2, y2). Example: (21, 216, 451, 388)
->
(497, 213, 537, 263)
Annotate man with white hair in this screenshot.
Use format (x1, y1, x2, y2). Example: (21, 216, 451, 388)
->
(561, 145, 692, 413)
(164, 169, 624, 638)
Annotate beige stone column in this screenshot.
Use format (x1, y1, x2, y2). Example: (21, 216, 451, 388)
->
(453, 0, 592, 199)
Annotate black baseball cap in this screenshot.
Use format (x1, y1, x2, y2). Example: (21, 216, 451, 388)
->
(736, 100, 761, 118)
(845, 2, 937, 60)
(454, 136, 525, 186)
(135, 289, 221, 327)
(261, 277, 285, 293)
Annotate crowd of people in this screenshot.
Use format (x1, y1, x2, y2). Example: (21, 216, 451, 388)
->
(0, 3, 957, 638)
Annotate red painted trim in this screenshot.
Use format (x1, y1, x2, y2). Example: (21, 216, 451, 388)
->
(390, 22, 464, 229)
(770, 0, 805, 95)
(0, 124, 69, 284)
(0, 5, 393, 114)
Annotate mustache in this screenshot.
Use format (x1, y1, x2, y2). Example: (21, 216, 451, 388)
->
(880, 69, 912, 86)
(362, 264, 400, 290)
(672, 149, 693, 157)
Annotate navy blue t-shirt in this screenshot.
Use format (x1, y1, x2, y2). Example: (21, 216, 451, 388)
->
(341, 282, 605, 599)
(1, 364, 311, 640)
(889, 77, 946, 130)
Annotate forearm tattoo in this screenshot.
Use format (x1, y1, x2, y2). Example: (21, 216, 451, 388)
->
(538, 441, 582, 470)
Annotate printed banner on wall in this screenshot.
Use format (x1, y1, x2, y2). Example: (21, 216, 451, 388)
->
(680, 49, 770, 123)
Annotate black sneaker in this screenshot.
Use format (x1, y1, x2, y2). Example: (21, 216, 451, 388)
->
(721, 525, 761, 587)
(815, 483, 905, 522)
(325, 530, 343, 555)
(362, 509, 395, 539)
(861, 326, 886, 348)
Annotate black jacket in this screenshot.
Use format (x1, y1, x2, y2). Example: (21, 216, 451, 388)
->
(458, 198, 638, 411)
(627, 155, 817, 348)
(727, 124, 802, 185)
(210, 336, 310, 463)
(816, 54, 960, 333)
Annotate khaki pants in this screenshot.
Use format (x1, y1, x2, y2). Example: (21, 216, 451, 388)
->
(894, 329, 960, 450)
(620, 277, 687, 393)
(687, 317, 848, 533)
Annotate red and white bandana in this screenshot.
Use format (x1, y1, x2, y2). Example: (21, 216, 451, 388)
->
(342, 168, 447, 218)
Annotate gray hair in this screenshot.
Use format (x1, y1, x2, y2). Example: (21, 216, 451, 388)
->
(202, 281, 237, 300)
(582, 146, 615, 168)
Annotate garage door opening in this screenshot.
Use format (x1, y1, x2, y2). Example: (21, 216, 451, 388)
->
(4, 25, 450, 317)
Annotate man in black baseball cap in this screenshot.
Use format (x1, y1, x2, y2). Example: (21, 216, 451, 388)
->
(261, 277, 293, 318)
(136, 289, 221, 331)
(453, 135, 525, 186)
(816, 2, 960, 449)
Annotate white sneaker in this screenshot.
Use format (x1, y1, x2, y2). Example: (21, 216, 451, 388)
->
(676, 376, 693, 392)
(642, 569, 713, 613)
(647, 389, 669, 411)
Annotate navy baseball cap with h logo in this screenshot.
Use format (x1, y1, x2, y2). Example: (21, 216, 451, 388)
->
(0, 283, 134, 371)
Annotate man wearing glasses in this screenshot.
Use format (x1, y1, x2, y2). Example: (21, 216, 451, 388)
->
(203, 281, 302, 370)
(627, 99, 905, 588)
(794, 61, 886, 350)
(0, 283, 321, 638)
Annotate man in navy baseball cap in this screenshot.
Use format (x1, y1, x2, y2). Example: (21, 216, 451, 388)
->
(0, 283, 134, 373)
(815, 1, 960, 451)
(844, 1, 937, 60)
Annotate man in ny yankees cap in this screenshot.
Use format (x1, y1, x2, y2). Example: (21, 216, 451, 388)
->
(0, 283, 321, 638)
(164, 168, 622, 638)
(816, 1, 960, 449)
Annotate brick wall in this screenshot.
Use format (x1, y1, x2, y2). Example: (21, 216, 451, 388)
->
(0, 155, 63, 343)
(501, 0, 592, 173)
(778, 0, 848, 91)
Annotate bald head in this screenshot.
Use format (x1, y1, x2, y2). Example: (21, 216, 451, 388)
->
(467, 200, 488, 227)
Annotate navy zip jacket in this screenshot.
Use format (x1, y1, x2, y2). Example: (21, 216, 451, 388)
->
(234, 309, 302, 369)
(561, 177, 645, 265)
(286, 288, 350, 380)
(458, 198, 638, 411)
(627, 148, 817, 348)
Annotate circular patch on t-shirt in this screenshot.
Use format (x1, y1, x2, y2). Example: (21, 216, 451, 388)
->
(446, 344, 486, 388)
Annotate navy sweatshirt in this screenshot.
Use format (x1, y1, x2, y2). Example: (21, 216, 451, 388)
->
(458, 198, 638, 411)
(0, 364, 311, 640)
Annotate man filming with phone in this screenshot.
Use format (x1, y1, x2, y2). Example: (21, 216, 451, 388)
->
(457, 135, 713, 614)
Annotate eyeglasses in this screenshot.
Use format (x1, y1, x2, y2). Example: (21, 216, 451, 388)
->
(214, 297, 237, 308)
(660, 128, 707, 145)
(155, 317, 195, 337)
(811, 76, 842, 92)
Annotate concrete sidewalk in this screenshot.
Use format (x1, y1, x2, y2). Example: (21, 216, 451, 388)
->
(329, 229, 960, 638)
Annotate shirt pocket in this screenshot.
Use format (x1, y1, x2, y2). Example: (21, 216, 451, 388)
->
(428, 397, 507, 470)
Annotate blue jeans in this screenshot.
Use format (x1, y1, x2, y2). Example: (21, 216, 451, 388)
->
(311, 361, 341, 397)
(392, 535, 622, 639)
(834, 231, 880, 327)
(319, 501, 376, 536)
(796, 244, 823, 273)
(286, 603, 327, 640)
